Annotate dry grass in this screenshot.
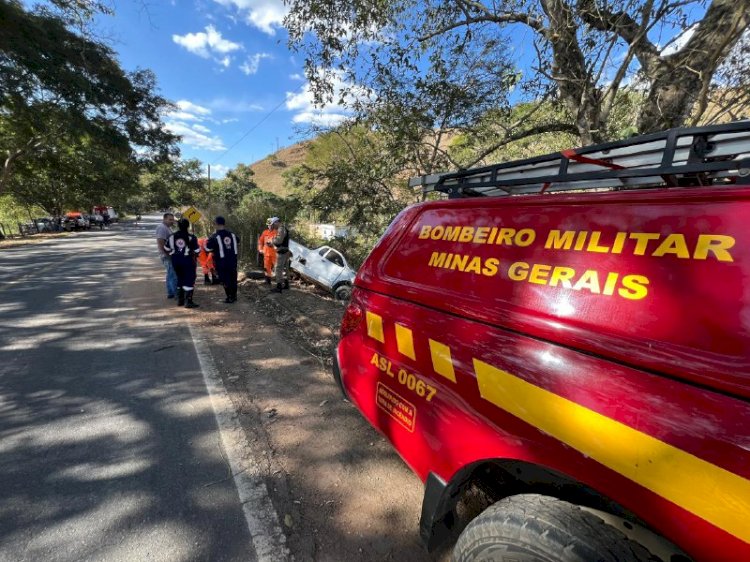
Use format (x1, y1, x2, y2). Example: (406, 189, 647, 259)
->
(248, 141, 312, 197)
(0, 232, 72, 248)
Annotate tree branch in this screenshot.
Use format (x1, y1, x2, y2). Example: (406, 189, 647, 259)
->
(417, 8, 545, 43)
(577, 0, 660, 74)
(465, 122, 580, 168)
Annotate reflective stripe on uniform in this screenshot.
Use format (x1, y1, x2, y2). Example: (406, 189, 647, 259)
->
(166, 234, 176, 255)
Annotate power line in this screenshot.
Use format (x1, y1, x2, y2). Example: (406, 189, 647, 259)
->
(211, 98, 287, 165)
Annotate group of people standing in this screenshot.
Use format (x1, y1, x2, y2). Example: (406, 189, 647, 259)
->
(156, 212, 291, 308)
(156, 213, 240, 308)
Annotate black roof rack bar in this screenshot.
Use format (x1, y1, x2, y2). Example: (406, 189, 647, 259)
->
(409, 121, 750, 197)
(444, 159, 750, 189)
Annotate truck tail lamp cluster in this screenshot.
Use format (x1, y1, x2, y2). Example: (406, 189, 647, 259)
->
(340, 297, 364, 337)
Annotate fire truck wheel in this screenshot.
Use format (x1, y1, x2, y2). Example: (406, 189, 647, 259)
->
(452, 494, 658, 562)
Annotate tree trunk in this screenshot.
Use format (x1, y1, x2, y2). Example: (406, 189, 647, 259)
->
(541, 0, 603, 144)
(638, 0, 750, 132)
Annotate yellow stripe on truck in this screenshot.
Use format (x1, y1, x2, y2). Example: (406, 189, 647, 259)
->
(395, 323, 416, 360)
(366, 311, 384, 343)
(429, 339, 456, 383)
(473, 358, 750, 544)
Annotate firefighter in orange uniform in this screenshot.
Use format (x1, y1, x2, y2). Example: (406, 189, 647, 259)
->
(198, 237, 218, 285)
(258, 218, 276, 285)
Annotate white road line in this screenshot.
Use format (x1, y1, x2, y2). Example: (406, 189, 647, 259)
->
(188, 323, 289, 562)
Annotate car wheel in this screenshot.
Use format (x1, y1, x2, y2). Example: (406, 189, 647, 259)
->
(334, 284, 352, 300)
(453, 494, 658, 562)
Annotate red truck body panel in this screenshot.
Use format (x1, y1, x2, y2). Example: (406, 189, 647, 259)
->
(337, 186, 750, 561)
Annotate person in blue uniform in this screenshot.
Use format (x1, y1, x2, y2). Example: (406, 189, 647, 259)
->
(164, 218, 200, 308)
(206, 216, 239, 303)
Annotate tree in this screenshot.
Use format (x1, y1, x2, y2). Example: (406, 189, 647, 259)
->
(0, 0, 177, 195)
(138, 159, 206, 211)
(285, 125, 417, 240)
(212, 163, 259, 208)
(285, 0, 750, 146)
(7, 105, 142, 215)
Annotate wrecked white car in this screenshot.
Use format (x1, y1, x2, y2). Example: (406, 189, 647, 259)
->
(289, 240, 356, 300)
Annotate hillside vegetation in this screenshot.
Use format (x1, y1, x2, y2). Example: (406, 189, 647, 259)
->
(248, 141, 311, 197)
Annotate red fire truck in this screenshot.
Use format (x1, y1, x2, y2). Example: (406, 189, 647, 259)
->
(334, 122, 750, 561)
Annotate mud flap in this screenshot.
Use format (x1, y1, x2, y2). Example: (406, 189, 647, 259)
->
(331, 345, 349, 400)
(420, 472, 452, 552)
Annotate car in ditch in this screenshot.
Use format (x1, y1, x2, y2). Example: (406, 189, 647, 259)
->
(289, 239, 356, 300)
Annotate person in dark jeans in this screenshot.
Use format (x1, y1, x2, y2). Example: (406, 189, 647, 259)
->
(155, 213, 178, 299)
(206, 216, 240, 303)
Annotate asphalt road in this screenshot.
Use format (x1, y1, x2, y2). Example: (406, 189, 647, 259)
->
(0, 218, 258, 562)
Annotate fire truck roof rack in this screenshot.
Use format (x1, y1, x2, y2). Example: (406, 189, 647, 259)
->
(408, 121, 750, 198)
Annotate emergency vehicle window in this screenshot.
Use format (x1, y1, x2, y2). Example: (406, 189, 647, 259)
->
(325, 250, 344, 267)
(318, 248, 328, 257)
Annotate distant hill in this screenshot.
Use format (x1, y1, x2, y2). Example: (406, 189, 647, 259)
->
(248, 140, 312, 197)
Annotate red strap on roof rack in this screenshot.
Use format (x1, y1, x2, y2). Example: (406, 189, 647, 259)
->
(561, 149, 625, 170)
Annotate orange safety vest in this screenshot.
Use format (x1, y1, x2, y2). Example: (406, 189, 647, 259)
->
(198, 237, 215, 275)
(258, 229, 277, 277)
(259, 229, 277, 258)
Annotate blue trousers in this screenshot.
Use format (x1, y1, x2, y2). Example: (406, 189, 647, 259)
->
(161, 255, 178, 297)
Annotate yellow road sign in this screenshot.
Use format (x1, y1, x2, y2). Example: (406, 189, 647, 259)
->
(183, 206, 202, 223)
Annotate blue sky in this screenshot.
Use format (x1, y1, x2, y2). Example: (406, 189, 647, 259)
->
(82, 1, 713, 180)
(91, 0, 347, 178)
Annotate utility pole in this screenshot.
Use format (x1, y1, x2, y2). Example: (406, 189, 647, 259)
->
(207, 163, 212, 209)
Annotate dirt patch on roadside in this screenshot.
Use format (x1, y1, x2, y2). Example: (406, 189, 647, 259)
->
(189, 272, 439, 561)
(0, 232, 72, 248)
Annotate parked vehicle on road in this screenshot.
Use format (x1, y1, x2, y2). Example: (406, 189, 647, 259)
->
(334, 122, 750, 562)
(63, 212, 89, 231)
(289, 239, 356, 300)
(34, 218, 54, 233)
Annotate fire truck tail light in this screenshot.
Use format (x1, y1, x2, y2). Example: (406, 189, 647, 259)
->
(340, 299, 364, 337)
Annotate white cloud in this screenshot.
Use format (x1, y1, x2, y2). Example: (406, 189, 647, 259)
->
(210, 164, 230, 178)
(176, 100, 211, 116)
(240, 53, 272, 75)
(289, 73, 304, 81)
(207, 97, 264, 113)
(167, 110, 203, 121)
(213, 0, 287, 36)
(285, 70, 365, 126)
(172, 25, 243, 59)
(291, 112, 348, 127)
(221, 118, 240, 124)
(165, 121, 226, 151)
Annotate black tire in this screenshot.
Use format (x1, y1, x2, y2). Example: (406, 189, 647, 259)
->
(334, 284, 352, 300)
(453, 494, 658, 562)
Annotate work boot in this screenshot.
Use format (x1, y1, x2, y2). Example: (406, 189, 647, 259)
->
(264, 276, 271, 285)
(177, 288, 185, 306)
(283, 279, 290, 290)
(204, 274, 211, 285)
(271, 283, 283, 294)
(185, 291, 199, 308)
